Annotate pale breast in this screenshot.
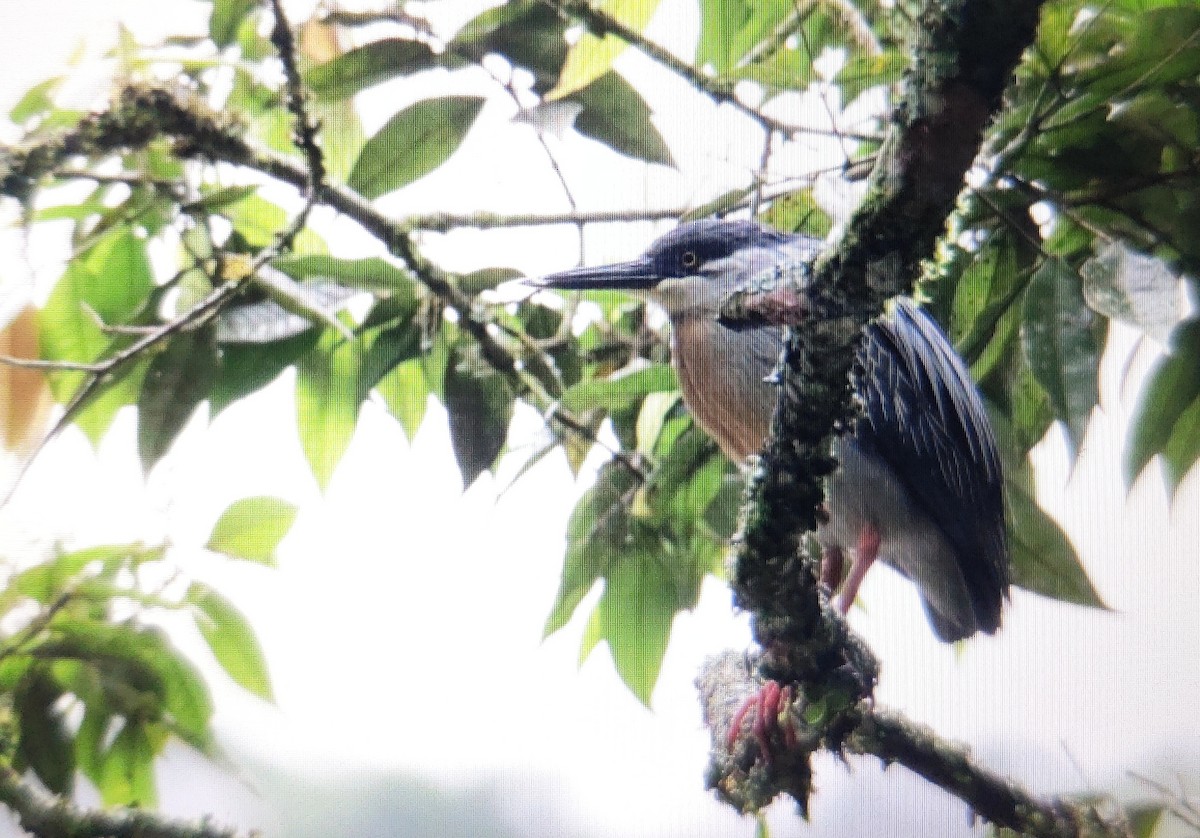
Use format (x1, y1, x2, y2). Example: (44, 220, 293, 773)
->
(670, 316, 778, 461)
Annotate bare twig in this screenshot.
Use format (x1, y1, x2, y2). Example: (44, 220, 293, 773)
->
(1130, 772, 1200, 832)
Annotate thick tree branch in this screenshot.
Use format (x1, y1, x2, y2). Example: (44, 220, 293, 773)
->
(697, 1, 1129, 835)
(699, 652, 1125, 837)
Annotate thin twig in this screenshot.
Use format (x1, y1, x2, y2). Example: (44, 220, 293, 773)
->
(538, 0, 881, 144)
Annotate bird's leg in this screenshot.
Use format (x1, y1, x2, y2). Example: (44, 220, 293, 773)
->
(819, 546, 845, 593)
(833, 525, 881, 614)
(726, 680, 795, 763)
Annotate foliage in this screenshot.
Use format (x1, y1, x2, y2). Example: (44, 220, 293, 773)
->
(0, 0, 1197, 821)
(0, 494, 290, 805)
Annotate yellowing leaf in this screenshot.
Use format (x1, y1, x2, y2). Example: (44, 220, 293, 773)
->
(0, 307, 51, 453)
(547, 0, 662, 100)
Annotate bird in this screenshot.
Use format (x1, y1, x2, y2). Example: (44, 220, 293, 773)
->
(537, 218, 1009, 642)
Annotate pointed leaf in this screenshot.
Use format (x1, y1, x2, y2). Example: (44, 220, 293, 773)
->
(305, 39, 439, 100)
(206, 496, 298, 565)
(1007, 480, 1106, 609)
(348, 97, 485, 198)
(38, 229, 154, 443)
(594, 546, 674, 705)
(188, 583, 274, 702)
(560, 364, 678, 412)
(296, 329, 363, 488)
(210, 0, 255, 46)
(548, 0, 662, 100)
(210, 329, 321, 414)
(571, 72, 674, 166)
(273, 254, 415, 296)
(1021, 258, 1101, 454)
(95, 722, 157, 807)
(138, 329, 220, 471)
(443, 346, 513, 486)
(453, 1, 568, 93)
(14, 668, 74, 795)
(1126, 318, 1200, 485)
(376, 359, 429, 441)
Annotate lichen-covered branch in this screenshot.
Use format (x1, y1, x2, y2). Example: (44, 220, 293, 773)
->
(0, 763, 246, 838)
(698, 652, 1127, 837)
(697, 1, 1131, 835)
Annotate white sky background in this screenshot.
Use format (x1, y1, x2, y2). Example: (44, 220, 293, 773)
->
(0, 1, 1198, 837)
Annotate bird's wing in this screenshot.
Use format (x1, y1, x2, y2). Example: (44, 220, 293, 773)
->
(854, 299, 1009, 627)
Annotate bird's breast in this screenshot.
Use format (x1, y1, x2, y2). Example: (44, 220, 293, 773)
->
(670, 316, 778, 461)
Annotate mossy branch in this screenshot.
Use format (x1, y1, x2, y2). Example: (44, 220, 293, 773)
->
(700, 1, 1128, 835)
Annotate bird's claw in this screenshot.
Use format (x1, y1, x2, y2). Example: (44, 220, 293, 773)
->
(727, 680, 797, 764)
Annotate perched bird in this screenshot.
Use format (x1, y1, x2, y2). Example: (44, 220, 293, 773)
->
(538, 218, 1009, 642)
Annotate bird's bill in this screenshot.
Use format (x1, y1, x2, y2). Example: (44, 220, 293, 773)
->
(534, 257, 660, 290)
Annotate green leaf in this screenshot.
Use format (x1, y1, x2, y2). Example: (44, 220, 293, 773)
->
(1075, 7, 1200, 98)
(1006, 480, 1106, 609)
(210, 0, 255, 47)
(185, 184, 258, 213)
(549, 0, 662, 99)
(210, 329, 321, 414)
(1126, 318, 1200, 487)
(296, 329, 363, 488)
(187, 583, 274, 702)
(1020, 258, 1101, 455)
(273, 254, 415, 296)
(14, 668, 74, 795)
(38, 228, 155, 443)
(94, 722, 158, 806)
(444, 345, 513, 486)
(593, 547, 676, 705)
(348, 97, 485, 198)
(305, 39, 439, 100)
(560, 364, 678, 412)
(837, 51, 907, 101)
(206, 496, 298, 565)
(11, 545, 165, 618)
(138, 329, 220, 471)
(10, 76, 62, 123)
(695, 0, 794, 74)
(543, 462, 640, 635)
(571, 72, 674, 166)
(312, 96, 366, 184)
(759, 188, 833, 238)
(452, 0, 568, 93)
(376, 359, 429, 441)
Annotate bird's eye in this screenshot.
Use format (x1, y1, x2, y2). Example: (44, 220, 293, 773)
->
(680, 250, 699, 269)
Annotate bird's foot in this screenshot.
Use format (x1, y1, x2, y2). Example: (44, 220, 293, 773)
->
(726, 680, 796, 764)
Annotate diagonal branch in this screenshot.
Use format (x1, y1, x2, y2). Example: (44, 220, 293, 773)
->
(0, 762, 246, 838)
(698, 0, 1127, 835)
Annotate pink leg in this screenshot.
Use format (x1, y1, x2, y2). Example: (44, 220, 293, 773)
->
(819, 546, 845, 592)
(726, 681, 796, 763)
(834, 524, 881, 614)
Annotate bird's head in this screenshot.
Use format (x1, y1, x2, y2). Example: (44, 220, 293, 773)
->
(535, 219, 816, 321)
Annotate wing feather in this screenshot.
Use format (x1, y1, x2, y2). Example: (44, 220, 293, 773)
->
(853, 300, 1009, 630)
